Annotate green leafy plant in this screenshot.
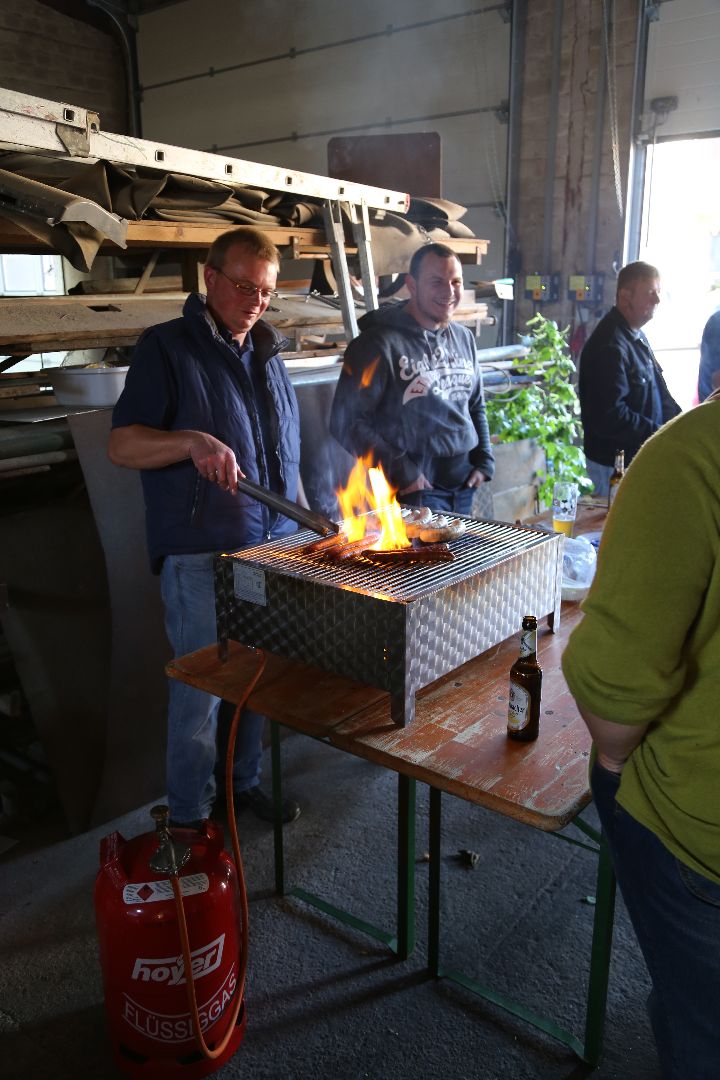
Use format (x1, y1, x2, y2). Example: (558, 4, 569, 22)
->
(485, 313, 590, 506)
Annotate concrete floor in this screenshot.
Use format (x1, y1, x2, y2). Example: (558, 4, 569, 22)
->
(0, 731, 661, 1080)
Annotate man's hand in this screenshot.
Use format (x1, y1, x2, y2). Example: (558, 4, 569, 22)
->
(189, 433, 245, 494)
(465, 469, 488, 488)
(295, 475, 310, 509)
(399, 473, 432, 495)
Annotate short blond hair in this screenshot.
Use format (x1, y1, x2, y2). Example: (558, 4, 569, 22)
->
(205, 227, 280, 271)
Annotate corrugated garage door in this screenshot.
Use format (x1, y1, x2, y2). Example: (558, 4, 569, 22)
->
(645, 0, 720, 138)
(636, 2, 720, 408)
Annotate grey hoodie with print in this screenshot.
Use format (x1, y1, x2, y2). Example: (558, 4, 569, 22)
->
(329, 301, 494, 491)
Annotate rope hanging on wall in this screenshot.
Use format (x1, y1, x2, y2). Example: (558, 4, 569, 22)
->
(603, 0, 624, 217)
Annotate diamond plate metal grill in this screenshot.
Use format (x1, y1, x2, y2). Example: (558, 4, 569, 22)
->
(214, 517, 563, 725)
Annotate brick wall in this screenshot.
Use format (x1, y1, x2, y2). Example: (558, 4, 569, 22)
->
(0, 0, 127, 134)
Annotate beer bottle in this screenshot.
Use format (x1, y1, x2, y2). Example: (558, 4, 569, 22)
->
(507, 615, 542, 742)
(608, 449, 625, 510)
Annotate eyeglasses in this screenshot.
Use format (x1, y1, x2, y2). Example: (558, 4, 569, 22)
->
(214, 267, 278, 301)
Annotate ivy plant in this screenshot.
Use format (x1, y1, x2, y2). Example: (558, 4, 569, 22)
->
(485, 313, 590, 506)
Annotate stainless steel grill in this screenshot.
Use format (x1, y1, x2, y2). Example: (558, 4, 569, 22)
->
(214, 516, 563, 725)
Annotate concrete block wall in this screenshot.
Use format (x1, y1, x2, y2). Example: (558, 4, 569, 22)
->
(0, 0, 127, 135)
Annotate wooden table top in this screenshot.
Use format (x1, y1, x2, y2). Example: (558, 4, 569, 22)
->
(167, 600, 592, 834)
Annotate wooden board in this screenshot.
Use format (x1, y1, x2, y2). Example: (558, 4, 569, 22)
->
(0, 293, 490, 353)
(328, 133, 442, 198)
(0, 295, 186, 353)
(0, 218, 489, 259)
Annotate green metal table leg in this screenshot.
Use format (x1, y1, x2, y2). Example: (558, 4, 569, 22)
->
(269, 725, 416, 956)
(428, 785, 442, 976)
(427, 794, 616, 1065)
(581, 831, 617, 1066)
(396, 774, 416, 960)
(270, 719, 285, 895)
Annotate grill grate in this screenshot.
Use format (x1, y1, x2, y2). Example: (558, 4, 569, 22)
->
(229, 517, 551, 602)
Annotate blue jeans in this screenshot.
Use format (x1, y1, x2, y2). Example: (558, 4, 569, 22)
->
(586, 458, 613, 498)
(400, 486, 475, 516)
(592, 761, 720, 1079)
(160, 552, 264, 822)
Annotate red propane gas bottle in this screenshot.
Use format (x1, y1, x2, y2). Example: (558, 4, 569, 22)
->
(94, 818, 246, 1078)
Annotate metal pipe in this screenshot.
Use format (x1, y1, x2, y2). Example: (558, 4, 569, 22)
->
(0, 450, 78, 473)
(502, 0, 527, 345)
(542, 0, 565, 271)
(623, 1, 654, 262)
(587, 11, 608, 271)
(86, 0, 142, 137)
(235, 477, 339, 537)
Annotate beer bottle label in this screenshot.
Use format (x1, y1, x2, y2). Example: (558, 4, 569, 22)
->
(508, 680, 530, 730)
(519, 629, 536, 658)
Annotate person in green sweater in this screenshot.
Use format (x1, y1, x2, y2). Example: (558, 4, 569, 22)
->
(562, 393, 720, 1080)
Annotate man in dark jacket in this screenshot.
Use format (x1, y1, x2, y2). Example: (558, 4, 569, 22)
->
(579, 260, 680, 496)
(329, 242, 494, 514)
(109, 227, 302, 829)
(698, 308, 720, 402)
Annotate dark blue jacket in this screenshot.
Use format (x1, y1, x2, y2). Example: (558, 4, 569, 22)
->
(112, 293, 301, 571)
(698, 309, 720, 402)
(579, 306, 680, 467)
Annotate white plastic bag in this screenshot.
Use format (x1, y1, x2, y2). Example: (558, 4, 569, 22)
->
(561, 535, 597, 601)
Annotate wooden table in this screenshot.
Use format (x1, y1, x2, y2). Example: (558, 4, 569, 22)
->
(167, 596, 615, 1066)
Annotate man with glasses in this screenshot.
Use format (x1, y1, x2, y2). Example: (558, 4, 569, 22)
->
(109, 227, 302, 830)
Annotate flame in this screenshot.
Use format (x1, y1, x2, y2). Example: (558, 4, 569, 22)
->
(336, 455, 410, 550)
(359, 355, 381, 389)
(368, 466, 411, 550)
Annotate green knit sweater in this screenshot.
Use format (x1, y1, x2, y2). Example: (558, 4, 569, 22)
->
(562, 397, 720, 884)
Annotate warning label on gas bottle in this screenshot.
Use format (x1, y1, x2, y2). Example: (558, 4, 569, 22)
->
(123, 873, 209, 905)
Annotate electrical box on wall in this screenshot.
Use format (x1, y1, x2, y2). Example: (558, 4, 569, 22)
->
(568, 274, 605, 304)
(524, 274, 560, 303)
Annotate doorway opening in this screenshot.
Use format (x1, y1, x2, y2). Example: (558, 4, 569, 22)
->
(638, 135, 720, 409)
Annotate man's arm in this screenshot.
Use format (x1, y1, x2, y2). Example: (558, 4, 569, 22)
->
(108, 424, 245, 492)
(575, 704, 648, 773)
(467, 351, 495, 482)
(580, 342, 657, 445)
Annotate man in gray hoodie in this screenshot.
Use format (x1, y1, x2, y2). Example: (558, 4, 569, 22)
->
(329, 242, 494, 514)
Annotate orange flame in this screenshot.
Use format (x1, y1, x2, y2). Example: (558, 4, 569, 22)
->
(336, 455, 410, 550)
(359, 355, 381, 389)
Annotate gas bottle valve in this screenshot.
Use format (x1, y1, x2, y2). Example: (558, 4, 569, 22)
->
(149, 804, 191, 875)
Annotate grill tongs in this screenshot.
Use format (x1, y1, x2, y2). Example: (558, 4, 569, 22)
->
(236, 476, 340, 537)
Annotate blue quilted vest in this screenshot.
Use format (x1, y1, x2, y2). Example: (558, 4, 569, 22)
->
(126, 294, 301, 570)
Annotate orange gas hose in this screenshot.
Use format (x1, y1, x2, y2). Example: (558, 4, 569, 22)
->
(170, 646, 266, 1060)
